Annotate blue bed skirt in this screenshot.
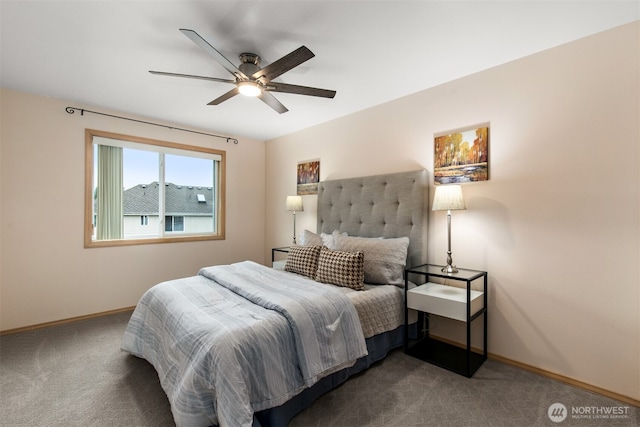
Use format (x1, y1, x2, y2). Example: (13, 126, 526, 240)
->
(253, 323, 413, 426)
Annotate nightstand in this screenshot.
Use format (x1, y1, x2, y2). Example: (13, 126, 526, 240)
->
(271, 247, 290, 270)
(404, 264, 487, 377)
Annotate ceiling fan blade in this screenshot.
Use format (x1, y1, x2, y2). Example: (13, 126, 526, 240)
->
(265, 82, 336, 98)
(179, 28, 248, 80)
(207, 87, 239, 105)
(252, 46, 315, 82)
(149, 70, 235, 85)
(258, 91, 288, 114)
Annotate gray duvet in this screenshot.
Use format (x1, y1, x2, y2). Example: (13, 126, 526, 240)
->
(121, 261, 367, 427)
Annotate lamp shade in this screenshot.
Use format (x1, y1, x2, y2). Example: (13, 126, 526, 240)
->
(286, 195, 304, 212)
(432, 185, 466, 211)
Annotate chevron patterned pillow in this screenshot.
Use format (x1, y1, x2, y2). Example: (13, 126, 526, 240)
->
(284, 245, 322, 278)
(315, 248, 365, 291)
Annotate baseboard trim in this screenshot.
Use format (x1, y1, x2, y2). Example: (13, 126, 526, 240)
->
(427, 334, 639, 407)
(0, 306, 136, 336)
(489, 353, 640, 407)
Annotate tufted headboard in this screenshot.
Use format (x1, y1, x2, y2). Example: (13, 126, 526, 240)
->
(317, 170, 428, 268)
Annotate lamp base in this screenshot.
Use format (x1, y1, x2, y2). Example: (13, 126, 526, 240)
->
(441, 264, 459, 274)
(442, 249, 458, 274)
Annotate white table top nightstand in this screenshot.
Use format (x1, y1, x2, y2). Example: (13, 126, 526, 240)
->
(404, 264, 488, 378)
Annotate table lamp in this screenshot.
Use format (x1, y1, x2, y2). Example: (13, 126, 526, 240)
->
(432, 185, 466, 273)
(286, 196, 303, 244)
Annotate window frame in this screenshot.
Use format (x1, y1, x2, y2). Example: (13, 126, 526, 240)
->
(84, 129, 226, 248)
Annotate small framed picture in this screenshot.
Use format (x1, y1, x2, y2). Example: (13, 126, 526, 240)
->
(297, 159, 320, 195)
(434, 124, 489, 184)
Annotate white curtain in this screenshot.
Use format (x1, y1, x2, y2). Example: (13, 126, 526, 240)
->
(96, 145, 123, 240)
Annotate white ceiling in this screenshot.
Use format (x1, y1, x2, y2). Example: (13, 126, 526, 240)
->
(1, 1, 638, 141)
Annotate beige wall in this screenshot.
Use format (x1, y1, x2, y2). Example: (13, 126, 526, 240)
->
(266, 22, 639, 400)
(0, 88, 266, 331)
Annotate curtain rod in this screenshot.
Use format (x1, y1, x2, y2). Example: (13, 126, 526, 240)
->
(65, 107, 239, 144)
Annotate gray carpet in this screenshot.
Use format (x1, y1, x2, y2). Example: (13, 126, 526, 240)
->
(1, 311, 637, 427)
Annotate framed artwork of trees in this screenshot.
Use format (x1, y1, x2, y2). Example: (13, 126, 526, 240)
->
(434, 124, 489, 184)
(297, 159, 320, 195)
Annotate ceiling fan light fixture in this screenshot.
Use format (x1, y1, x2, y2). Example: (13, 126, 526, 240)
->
(238, 81, 261, 97)
(154, 30, 336, 112)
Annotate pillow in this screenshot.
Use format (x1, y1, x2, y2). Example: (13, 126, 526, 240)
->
(298, 229, 323, 246)
(298, 229, 346, 250)
(315, 248, 365, 291)
(284, 245, 322, 279)
(321, 230, 347, 250)
(333, 234, 410, 286)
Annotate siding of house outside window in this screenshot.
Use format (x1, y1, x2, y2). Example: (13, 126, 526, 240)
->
(123, 182, 215, 237)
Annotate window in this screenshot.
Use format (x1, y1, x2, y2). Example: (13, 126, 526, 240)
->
(85, 129, 225, 247)
(165, 216, 184, 232)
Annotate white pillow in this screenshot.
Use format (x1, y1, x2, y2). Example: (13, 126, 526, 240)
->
(298, 229, 347, 250)
(321, 230, 347, 250)
(333, 234, 410, 286)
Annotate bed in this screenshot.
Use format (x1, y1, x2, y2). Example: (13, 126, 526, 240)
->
(121, 169, 428, 427)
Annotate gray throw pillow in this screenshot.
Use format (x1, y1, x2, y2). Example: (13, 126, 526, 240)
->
(333, 234, 409, 286)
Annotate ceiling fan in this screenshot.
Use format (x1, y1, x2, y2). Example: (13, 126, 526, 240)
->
(150, 29, 336, 114)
